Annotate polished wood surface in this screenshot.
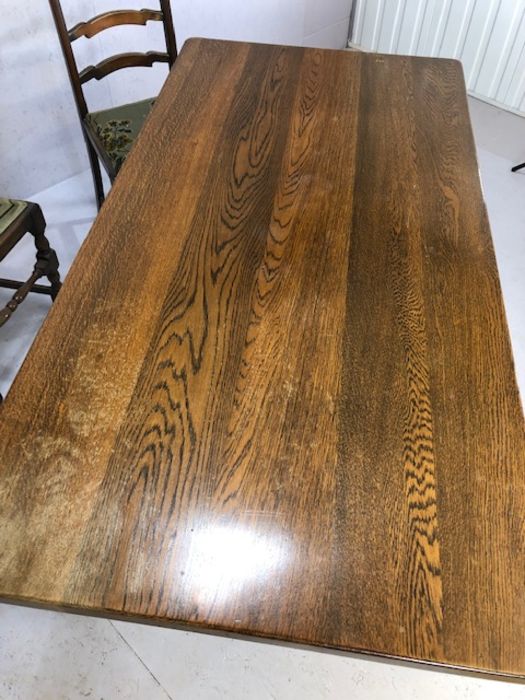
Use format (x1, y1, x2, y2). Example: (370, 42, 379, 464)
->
(69, 9, 164, 41)
(79, 51, 170, 83)
(0, 39, 524, 678)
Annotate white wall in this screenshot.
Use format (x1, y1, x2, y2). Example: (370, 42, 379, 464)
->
(1, 0, 353, 199)
(351, 0, 525, 116)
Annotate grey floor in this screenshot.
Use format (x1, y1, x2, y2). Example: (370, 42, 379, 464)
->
(0, 97, 524, 699)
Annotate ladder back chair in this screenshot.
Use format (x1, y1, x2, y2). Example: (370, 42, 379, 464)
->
(0, 199, 61, 328)
(48, 0, 177, 209)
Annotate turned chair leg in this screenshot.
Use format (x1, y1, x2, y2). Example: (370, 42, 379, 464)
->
(31, 212, 62, 301)
(0, 210, 62, 328)
(0, 248, 61, 327)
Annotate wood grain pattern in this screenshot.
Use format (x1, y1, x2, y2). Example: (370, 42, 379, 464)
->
(0, 39, 524, 678)
(68, 9, 163, 41)
(79, 51, 170, 83)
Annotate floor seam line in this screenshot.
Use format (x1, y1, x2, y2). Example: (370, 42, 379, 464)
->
(108, 620, 173, 699)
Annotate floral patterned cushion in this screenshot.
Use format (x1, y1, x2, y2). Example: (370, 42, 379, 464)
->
(0, 198, 28, 237)
(85, 98, 155, 174)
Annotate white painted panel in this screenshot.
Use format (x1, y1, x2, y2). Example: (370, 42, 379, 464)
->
(352, 0, 369, 44)
(376, 0, 404, 53)
(507, 43, 525, 110)
(351, 0, 525, 114)
(460, 0, 500, 86)
(415, 0, 442, 55)
(474, 1, 524, 97)
(428, 0, 453, 56)
(397, 0, 426, 54)
(438, 0, 476, 58)
(511, 57, 525, 110)
(358, 0, 382, 49)
(495, 8, 525, 103)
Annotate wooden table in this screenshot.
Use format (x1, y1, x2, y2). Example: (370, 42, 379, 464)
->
(1, 39, 524, 679)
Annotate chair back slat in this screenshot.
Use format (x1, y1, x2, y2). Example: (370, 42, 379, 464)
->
(69, 9, 164, 41)
(79, 51, 170, 83)
(48, 0, 177, 117)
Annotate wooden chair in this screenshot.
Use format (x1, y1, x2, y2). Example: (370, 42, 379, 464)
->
(48, 0, 177, 210)
(0, 199, 61, 328)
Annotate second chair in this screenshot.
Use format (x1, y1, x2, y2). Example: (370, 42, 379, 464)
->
(48, 0, 177, 210)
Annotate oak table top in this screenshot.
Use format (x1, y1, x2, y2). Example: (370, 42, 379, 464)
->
(1, 39, 524, 678)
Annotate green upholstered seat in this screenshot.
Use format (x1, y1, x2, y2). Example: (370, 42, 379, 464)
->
(84, 98, 155, 175)
(0, 199, 28, 237)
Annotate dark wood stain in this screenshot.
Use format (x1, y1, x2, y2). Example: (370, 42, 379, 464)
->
(0, 40, 523, 678)
(79, 51, 171, 84)
(68, 9, 164, 41)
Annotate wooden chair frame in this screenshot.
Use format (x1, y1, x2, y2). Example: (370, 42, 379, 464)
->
(0, 203, 61, 328)
(48, 0, 177, 210)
